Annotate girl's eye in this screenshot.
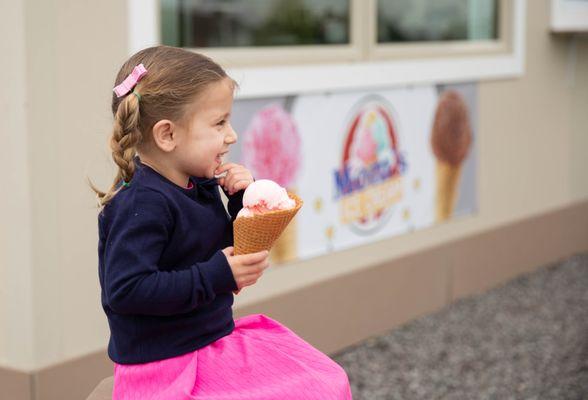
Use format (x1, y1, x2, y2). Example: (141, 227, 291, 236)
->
(217, 120, 226, 126)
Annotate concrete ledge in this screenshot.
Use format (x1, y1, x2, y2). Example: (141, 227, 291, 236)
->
(86, 377, 113, 400)
(4, 199, 588, 400)
(235, 200, 588, 355)
(0, 366, 31, 400)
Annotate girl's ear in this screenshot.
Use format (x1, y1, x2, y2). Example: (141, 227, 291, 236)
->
(151, 119, 178, 153)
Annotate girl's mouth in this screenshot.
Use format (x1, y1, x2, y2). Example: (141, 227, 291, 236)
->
(216, 151, 229, 164)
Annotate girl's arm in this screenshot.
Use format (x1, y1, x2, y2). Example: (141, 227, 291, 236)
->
(102, 189, 237, 316)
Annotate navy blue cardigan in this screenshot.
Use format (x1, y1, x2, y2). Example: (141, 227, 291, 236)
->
(98, 160, 243, 364)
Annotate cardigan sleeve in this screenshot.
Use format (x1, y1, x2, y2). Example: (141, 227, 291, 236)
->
(102, 189, 237, 316)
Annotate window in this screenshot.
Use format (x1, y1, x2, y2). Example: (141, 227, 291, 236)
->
(159, 0, 508, 65)
(128, 0, 525, 97)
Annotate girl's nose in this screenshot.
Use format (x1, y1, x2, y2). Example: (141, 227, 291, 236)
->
(225, 124, 238, 144)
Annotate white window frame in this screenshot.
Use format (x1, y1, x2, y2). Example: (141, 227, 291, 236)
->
(128, 0, 526, 99)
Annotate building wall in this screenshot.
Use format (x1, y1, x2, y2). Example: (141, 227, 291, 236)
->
(0, 0, 587, 374)
(0, 0, 35, 371)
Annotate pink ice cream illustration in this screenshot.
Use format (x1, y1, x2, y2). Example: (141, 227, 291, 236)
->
(242, 104, 301, 188)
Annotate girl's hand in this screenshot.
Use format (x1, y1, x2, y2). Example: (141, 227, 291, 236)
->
(215, 163, 254, 196)
(221, 247, 270, 294)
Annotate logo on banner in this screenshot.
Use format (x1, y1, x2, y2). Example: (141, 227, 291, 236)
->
(333, 95, 407, 234)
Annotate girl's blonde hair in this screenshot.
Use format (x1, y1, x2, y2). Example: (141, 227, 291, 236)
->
(91, 45, 232, 207)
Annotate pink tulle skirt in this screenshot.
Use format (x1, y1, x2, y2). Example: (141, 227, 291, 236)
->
(112, 314, 352, 399)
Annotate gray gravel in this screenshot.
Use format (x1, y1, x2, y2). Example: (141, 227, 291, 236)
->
(333, 253, 588, 399)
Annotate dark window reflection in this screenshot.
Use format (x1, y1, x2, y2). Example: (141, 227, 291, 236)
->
(162, 0, 350, 48)
(377, 0, 498, 43)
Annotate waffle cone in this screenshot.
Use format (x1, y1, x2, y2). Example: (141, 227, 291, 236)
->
(435, 160, 462, 222)
(234, 193, 303, 255)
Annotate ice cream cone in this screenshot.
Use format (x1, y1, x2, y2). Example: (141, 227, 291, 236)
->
(430, 90, 472, 223)
(270, 188, 299, 264)
(234, 193, 303, 255)
(435, 160, 463, 222)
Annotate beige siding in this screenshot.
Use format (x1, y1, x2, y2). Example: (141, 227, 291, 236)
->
(0, 0, 586, 372)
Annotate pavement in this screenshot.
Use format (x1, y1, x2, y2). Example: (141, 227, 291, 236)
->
(333, 253, 588, 399)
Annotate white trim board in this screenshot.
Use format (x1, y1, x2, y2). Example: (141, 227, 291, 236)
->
(128, 0, 526, 99)
(551, 0, 588, 32)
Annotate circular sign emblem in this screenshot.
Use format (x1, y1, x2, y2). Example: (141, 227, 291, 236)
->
(334, 95, 406, 234)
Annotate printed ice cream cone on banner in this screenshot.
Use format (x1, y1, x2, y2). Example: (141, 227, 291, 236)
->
(430, 90, 472, 222)
(434, 159, 462, 220)
(234, 180, 303, 255)
(269, 187, 299, 262)
(242, 103, 302, 264)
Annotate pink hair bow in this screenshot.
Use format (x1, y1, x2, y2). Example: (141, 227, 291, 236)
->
(113, 63, 147, 98)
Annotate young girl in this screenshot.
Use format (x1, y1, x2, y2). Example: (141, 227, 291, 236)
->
(93, 46, 352, 399)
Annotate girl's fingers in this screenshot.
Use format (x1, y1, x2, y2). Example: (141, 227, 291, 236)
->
(237, 265, 268, 284)
(227, 178, 253, 195)
(215, 163, 239, 176)
(222, 171, 239, 190)
(216, 164, 253, 194)
(257, 259, 270, 270)
(217, 164, 242, 182)
(224, 170, 250, 190)
(238, 262, 269, 286)
(237, 276, 258, 288)
(236, 250, 268, 265)
(232, 178, 251, 193)
(221, 246, 234, 257)
(239, 265, 266, 278)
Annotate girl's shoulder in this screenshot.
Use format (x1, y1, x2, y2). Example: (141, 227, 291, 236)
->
(100, 184, 173, 227)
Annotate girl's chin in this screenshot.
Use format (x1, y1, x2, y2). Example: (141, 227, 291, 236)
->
(195, 171, 214, 179)
(187, 170, 214, 180)
(191, 164, 217, 179)
(206, 167, 218, 179)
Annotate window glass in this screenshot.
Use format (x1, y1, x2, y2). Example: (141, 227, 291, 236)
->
(161, 0, 350, 48)
(377, 0, 498, 43)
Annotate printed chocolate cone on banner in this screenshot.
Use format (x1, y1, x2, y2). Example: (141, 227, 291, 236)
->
(234, 193, 303, 255)
(430, 90, 472, 222)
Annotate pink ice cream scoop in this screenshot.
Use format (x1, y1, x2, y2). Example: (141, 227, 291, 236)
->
(237, 179, 295, 218)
